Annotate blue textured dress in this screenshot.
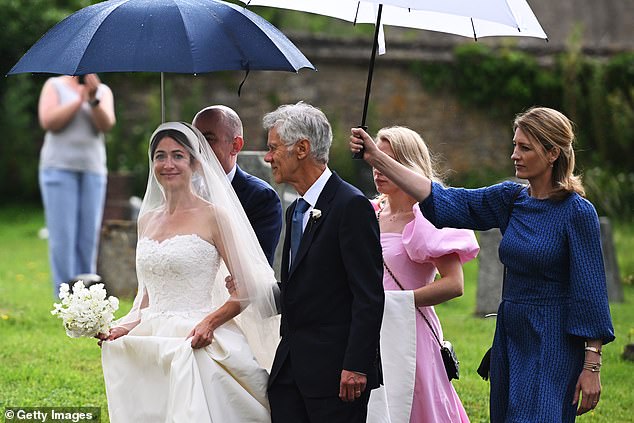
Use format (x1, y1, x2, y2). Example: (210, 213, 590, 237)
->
(419, 181, 615, 423)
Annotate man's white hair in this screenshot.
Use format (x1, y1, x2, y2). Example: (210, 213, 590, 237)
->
(262, 102, 332, 164)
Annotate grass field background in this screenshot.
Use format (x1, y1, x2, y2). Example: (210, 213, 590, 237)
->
(1, 206, 632, 422)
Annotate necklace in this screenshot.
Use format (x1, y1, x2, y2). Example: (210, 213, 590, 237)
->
(377, 205, 411, 222)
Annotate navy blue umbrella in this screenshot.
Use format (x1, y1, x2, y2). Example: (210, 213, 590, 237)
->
(8, 0, 315, 120)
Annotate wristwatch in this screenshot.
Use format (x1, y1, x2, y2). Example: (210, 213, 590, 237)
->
(89, 98, 100, 108)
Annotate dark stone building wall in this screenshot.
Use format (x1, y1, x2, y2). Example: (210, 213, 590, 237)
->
(106, 0, 632, 187)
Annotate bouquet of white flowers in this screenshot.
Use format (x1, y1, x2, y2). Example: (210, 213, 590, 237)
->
(51, 281, 119, 338)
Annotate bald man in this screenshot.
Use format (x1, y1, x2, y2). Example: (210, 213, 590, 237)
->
(193, 105, 282, 265)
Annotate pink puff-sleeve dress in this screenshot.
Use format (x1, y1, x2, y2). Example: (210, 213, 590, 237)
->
(381, 204, 479, 423)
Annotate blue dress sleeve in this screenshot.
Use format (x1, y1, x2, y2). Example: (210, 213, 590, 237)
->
(419, 181, 522, 231)
(565, 198, 615, 344)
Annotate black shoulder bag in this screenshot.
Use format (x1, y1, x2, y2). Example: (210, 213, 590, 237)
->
(476, 185, 524, 380)
(383, 261, 460, 381)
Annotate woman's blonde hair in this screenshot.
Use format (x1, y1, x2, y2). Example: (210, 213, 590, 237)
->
(513, 107, 585, 199)
(374, 126, 440, 204)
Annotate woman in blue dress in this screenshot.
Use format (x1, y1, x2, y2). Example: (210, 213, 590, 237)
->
(350, 107, 614, 422)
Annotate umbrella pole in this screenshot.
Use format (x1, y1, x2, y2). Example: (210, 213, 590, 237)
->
(161, 72, 166, 123)
(361, 4, 383, 128)
(353, 4, 383, 159)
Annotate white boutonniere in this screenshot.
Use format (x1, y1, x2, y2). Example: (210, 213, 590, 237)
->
(307, 208, 321, 232)
(309, 209, 322, 221)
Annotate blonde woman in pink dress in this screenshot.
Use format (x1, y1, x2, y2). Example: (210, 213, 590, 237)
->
(370, 127, 479, 423)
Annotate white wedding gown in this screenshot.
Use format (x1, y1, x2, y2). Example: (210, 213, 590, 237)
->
(101, 234, 271, 423)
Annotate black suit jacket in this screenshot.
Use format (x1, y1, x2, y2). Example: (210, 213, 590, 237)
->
(269, 172, 384, 397)
(231, 165, 283, 266)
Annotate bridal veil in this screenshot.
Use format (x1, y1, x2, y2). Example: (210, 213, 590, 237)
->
(115, 121, 280, 369)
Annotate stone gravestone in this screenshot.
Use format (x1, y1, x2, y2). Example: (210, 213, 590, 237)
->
(102, 172, 135, 221)
(475, 229, 504, 317)
(599, 217, 624, 302)
(97, 220, 138, 298)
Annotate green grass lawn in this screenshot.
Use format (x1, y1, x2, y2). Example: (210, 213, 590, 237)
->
(1, 206, 632, 422)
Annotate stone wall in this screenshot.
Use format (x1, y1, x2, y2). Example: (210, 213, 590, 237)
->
(341, 0, 634, 55)
(112, 59, 513, 185)
(105, 0, 633, 188)
(523, 0, 633, 52)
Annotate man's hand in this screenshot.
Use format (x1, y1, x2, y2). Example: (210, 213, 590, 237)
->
(339, 370, 367, 402)
(225, 275, 236, 296)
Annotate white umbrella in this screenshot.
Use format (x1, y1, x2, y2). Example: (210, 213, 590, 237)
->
(243, 0, 547, 41)
(241, 0, 547, 156)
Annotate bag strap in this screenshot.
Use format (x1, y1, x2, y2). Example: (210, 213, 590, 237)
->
(376, 204, 444, 348)
(382, 259, 444, 348)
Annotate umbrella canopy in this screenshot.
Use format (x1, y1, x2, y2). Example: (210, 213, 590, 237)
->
(242, 0, 547, 137)
(9, 0, 315, 120)
(243, 0, 547, 40)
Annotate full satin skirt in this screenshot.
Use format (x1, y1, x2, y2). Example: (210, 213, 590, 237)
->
(102, 311, 270, 423)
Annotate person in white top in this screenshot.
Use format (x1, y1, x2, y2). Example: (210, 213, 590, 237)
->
(38, 74, 115, 297)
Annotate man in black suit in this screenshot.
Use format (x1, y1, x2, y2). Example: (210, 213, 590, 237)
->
(193, 105, 282, 265)
(262, 102, 384, 422)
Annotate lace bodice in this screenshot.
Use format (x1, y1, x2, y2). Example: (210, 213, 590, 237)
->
(136, 234, 221, 314)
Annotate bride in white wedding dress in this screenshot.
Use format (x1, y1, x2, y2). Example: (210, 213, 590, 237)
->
(99, 122, 280, 422)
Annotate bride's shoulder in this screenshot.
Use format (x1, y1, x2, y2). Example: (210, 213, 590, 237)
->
(137, 208, 162, 235)
(196, 199, 231, 222)
(194, 202, 233, 245)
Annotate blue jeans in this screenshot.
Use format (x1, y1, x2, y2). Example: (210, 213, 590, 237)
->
(39, 168, 107, 297)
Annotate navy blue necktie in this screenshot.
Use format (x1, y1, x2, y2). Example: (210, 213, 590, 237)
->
(290, 198, 310, 264)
